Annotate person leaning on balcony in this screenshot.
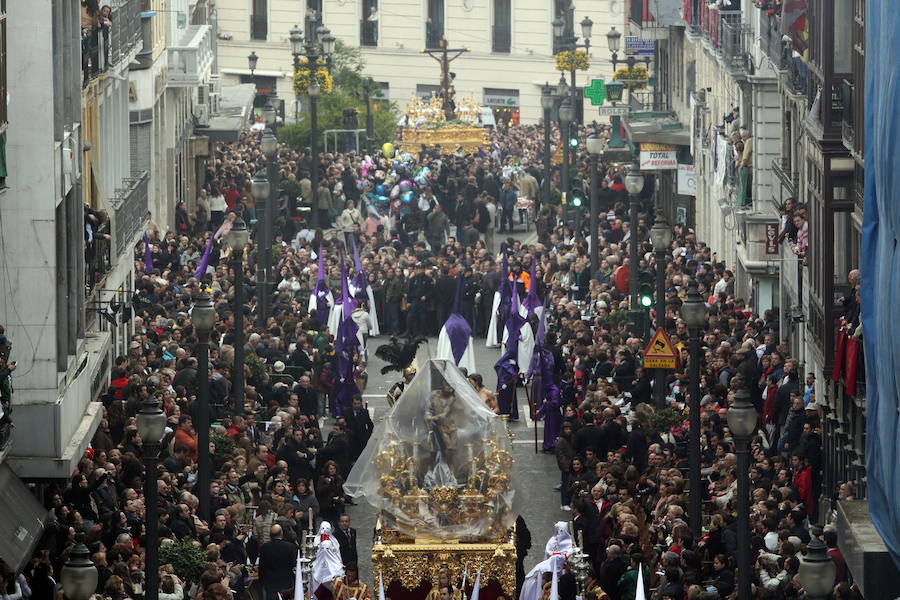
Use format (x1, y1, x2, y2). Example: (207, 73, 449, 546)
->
(81, 0, 100, 32)
(739, 127, 753, 168)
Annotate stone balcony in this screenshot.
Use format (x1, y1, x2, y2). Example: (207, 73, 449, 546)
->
(167, 24, 213, 87)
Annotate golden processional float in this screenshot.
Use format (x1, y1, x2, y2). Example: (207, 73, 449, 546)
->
(397, 92, 488, 155)
(345, 359, 520, 600)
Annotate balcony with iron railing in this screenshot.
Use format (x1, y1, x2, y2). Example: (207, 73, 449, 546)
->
(425, 21, 444, 49)
(360, 19, 378, 46)
(682, 0, 702, 34)
(250, 14, 267, 40)
(492, 24, 511, 53)
(82, 0, 142, 86)
(841, 78, 855, 151)
(758, 5, 789, 69)
(719, 12, 750, 74)
(86, 220, 112, 296)
(771, 156, 799, 196)
(167, 24, 213, 87)
(111, 171, 149, 255)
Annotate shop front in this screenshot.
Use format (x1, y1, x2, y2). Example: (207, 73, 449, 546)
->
(483, 88, 519, 127)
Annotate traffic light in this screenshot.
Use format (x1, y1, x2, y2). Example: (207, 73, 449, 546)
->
(638, 282, 654, 308)
(570, 185, 585, 208)
(568, 133, 580, 149)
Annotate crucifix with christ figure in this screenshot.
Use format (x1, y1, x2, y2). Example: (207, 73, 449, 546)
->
(423, 38, 469, 121)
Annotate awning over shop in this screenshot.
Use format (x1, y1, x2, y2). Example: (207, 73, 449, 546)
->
(201, 83, 257, 143)
(0, 463, 51, 574)
(622, 112, 691, 147)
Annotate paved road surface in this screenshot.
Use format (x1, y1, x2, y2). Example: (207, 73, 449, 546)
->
(340, 228, 565, 586)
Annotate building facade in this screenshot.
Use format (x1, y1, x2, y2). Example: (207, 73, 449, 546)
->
(0, 0, 151, 570)
(215, 0, 631, 124)
(129, 0, 215, 230)
(662, 0, 894, 594)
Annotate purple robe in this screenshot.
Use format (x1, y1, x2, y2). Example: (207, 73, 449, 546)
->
(522, 254, 542, 315)
(333, 253, 360, 417)
(350, 238, 368, 293)
(443, 275, 472, 364)
(494, 282, 525, 421)
(193, 236, 215, 279)
(527, 307, 562, 450)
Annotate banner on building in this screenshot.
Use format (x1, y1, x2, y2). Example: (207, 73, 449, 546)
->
(765, 223, 780, 254)
(677, 164, 696, 195)
(640, 143, 678, 170)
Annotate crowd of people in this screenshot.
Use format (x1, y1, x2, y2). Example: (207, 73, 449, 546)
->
(0, 119, 856, 600)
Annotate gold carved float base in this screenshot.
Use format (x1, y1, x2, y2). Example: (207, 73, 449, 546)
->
(398, 127, 487, 154)
(372, 540, 516, 595)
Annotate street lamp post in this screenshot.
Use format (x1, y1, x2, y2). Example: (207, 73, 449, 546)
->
(797, 528, 837, 600)
(247, 51, 258, 89)
(136, 397, 167, 600)
(191, 290, 216, 523)
(604, 78, 626, 149)
(309, 76, 321, 229)
(680, 279, 706, 540)
(252, 168, 272, 328)
(294, 18, 336, 232)
(227, 217, 250, 408)
(363, 77, 375, 156)
(624, 166, 644, 311)
(60, 539, 98, 600)
(727, 385, 757, 600)
(585, 130, 604, 277)
(649, 219, 672, 408)
(541, 84, 555, 216)
(558, 97, 574, 216)
(552, 14, 593, 125)
(290, 24, 304, 122)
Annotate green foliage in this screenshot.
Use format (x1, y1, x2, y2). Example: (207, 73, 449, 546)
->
(244, 351, 268, 387)
(159, 538, 207, 583)
(650, 407, 684, 434)
(210, 432, 236, 460)
(605, 309, 631, 326)
(278, 91, 398, 151)
(279, 40, 399, 151)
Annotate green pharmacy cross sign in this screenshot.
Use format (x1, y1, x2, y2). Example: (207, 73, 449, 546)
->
(583, 79, 606, 106)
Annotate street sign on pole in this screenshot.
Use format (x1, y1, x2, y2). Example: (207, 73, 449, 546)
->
(643, 327, 678, 369)
(625, 37, 655, 57)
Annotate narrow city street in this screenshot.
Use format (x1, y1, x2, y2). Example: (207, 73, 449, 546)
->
(1, 0, 896, 598)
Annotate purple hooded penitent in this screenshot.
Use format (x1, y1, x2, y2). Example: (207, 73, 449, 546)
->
(333, 252, 360, 417)
(143, 233, 154, 272)
(494, 282, 525, 420)
(527, 303, 562, 450)
(443, 274, 472, 365)
(522, 254, 542, 315)
(312, 244, 331, 317)
(193, 235, 215, 279)
(351, 237, 368, 293)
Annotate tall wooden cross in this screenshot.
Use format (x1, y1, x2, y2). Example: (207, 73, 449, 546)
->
(423, 38, 469, 121)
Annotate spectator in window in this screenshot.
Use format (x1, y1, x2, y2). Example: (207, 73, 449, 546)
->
(790, 213, 808, 257)
(366, 6, 379, 44)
